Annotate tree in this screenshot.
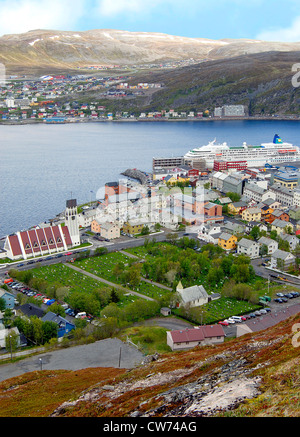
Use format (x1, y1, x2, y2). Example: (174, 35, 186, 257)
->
(94, 247, 108, 256)
(47, 303, 65, 317)
(260, 244, 268, 257)
(141, 225, 150, 235)
(226, 192, 241, 202)
(154, 223, 161, 232)
(31, 316, 44, 345)
(5, 330, 19, 354)
(277, 258, 285, 271)
(0, 297, 5, 312)
(207, 266, 224, 286)
(101, 303, 124, 321)
(250, 225, 260, 240)
(124, 264, 142, 288)
(110, 288, 120, 303)
(42, 321, 58, 343)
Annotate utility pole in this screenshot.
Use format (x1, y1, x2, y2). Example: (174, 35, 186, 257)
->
(118, 347, 122, 368)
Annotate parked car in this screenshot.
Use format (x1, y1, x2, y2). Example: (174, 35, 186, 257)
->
(218, 321, 229, 326)
(265, 308, 271, 312)
(227, 317, 237, 324)
(254, 311, 262, 316)
(274, 298, 283, 303)
(281, 297, 288, 302)
(230, 316, 243, 322)
(284, 293, 293, 299)
(259, 309, 267, 315)
(276, 293, 284, 297)
(249, 313, 256, 318)
(290, 292, 300, 298)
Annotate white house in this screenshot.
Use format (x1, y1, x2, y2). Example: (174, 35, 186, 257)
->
(100, 223, 120, 240)
(281, 234, 299, 251)
(236, 238, 260, 258)
(198, 223, 222, 244)
(176, 282, 208, 308)
(270, 249, 296, 270)
(258, 236, 278, 255)
(167, 325, 225, 351)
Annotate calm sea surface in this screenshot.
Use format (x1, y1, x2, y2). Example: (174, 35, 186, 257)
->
(0, 119, 299, 237)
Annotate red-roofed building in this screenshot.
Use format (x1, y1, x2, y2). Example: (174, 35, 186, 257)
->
(4, 224, 73, 260)
(167, 325, 225, 351)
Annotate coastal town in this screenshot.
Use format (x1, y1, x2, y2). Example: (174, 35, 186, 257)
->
(1, 73, 299, 122)
(1, 141, 300, 356)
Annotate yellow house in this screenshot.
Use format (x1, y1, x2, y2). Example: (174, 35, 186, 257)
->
(228, 201, 247, 215)
(123, 220, 145, 235)
(241, 207, 262, 222)
(218, 232, 238, 250)
(261, 205, 274, 220)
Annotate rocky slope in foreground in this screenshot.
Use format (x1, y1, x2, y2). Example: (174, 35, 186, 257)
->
(0, 313, 299, 418)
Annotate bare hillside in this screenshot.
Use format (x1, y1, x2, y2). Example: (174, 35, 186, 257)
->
(0, 29, 300, 71)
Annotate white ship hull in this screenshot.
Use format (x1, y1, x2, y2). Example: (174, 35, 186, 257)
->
(184, 137, 300, 169)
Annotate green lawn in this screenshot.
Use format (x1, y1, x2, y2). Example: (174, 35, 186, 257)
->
(31, 263, 104, 294)
(75, 251, 132, 284)
(174, 296, 261, 325)
(30, 263, 139, 307)
(75, 252, 170, 300)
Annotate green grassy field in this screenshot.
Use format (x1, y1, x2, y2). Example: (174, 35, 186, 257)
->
(74, 252, 170, 300)
(30, 263, 139, 307)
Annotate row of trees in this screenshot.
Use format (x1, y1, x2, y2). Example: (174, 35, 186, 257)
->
(139, 239, 255, 292)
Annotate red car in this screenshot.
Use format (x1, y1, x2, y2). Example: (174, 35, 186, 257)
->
(218, 320, 229, 326)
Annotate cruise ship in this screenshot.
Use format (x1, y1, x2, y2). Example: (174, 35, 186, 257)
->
(184, 135, 300, 169)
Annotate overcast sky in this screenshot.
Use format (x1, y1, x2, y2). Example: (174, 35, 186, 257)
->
(0, 0, 299, 41)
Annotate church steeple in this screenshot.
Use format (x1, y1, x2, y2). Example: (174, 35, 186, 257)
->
(65, 199, 80, 246)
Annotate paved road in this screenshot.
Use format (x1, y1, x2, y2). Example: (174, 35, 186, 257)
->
(0, 338, 144, 383)
(0, 315, 196, 383)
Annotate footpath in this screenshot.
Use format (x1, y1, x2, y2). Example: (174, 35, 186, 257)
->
(65, 263, 156, 301)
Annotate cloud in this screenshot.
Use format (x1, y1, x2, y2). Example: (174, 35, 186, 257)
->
(96, 0, 165, 17)
(0, 0, 85, 36)
(257, 15, 300, 42)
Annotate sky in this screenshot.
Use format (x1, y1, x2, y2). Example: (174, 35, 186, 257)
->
(0, 0, 299, 41)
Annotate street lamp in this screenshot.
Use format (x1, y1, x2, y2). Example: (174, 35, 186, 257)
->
(9, 335, 12, 361)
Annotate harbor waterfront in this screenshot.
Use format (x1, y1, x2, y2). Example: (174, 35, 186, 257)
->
(0, 119, 300, 238)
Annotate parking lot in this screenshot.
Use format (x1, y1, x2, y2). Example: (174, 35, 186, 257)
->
(221, 292, 300, 336)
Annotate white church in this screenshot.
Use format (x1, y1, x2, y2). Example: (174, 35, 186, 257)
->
(3, 199, 81, 261)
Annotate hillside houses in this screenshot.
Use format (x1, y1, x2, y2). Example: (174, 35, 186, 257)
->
(193, 165, 300, 272)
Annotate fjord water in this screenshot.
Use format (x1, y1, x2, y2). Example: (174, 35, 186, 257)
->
(0, 119, 299, 237)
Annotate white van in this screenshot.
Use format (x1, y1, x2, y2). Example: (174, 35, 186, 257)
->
(75, 312, 86, 319)
(230, 316, 243, 322)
